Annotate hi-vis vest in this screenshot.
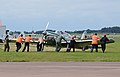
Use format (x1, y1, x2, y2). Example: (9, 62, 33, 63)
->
(16, 36, 24, 43)
(25, 36, 32, 42)
(92, 35, 100, 44)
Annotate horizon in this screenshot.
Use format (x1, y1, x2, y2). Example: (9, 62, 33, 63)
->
(6, 26, 120, 32)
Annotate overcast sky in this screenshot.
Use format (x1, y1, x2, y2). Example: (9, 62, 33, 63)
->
(0, 0, 120, 31)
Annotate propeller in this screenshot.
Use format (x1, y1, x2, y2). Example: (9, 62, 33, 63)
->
(42, 22, 49, 35)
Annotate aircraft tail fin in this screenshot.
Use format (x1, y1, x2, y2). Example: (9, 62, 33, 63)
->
(81, 30, 88, 39)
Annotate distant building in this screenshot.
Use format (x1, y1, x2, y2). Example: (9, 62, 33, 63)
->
(0, 25, 6, 42)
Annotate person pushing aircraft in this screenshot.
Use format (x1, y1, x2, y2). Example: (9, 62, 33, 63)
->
(37, 36, 44, 52)
(4, 35, 10, 52)
(90, 33, 100, 53)
(16, 34, 25, 52)
(22, 35, 33, 52)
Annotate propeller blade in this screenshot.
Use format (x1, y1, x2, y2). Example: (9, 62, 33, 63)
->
(43, 22, 49, 34)
(45, 22, 49, 31)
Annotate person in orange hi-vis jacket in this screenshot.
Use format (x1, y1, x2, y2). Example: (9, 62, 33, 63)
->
(16, 34, 25, 52)
(37, 37, 44, 52)
(22, 35, 32, 52)
(90, 33, 100, 53)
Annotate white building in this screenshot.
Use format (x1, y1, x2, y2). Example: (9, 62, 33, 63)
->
(0, 26, 6, 42)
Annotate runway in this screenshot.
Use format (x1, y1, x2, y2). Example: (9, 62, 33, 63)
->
(0, 62, 120, 77)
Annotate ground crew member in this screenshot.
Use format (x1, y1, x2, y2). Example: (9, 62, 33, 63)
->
(37, 37, 44, 51)
(91, 33, 100, 53)
(69, 37, 76, 52)
(66, 37, 76, 52)
(16, 34, 25, 52)
(4, 35, 10, 52)
(100, 34, 109, 53)
(22, 35, 32, 52)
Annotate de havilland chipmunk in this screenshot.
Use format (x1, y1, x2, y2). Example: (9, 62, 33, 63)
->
(35, 22, 115, 51)
(0, 22, 115, 51)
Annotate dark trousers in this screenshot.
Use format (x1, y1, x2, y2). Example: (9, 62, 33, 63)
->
(67, 45, 75, 52)
(39, 43, 44, 51)
(91, 44, 98, 52)
(22, 42, 29, 52)
(66, 44, 75, 52)
(16, 42, 21, 52)
(4, 44, 10, 52)
(101, 44, 106, 53)
(37, 42, 40, 51)
(70, 46, 75, 52)
(37, 43, 44, 52)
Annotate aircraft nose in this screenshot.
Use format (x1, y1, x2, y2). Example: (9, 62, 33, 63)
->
(42, 32, 47, 35)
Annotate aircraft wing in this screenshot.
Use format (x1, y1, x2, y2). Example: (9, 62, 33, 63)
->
(61, 39, 115, 49)
(61, 40, 92, 49)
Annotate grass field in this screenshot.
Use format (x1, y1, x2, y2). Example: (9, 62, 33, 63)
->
(0, 34, 120, 62)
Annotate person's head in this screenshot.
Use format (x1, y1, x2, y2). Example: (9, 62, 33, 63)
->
(94, 33, 97, 35)
(72, 35, 76, 38)
(72, 37, 74, 40)
(29, 35, 31, 37)
(20, 34, 23, 37)
(104, 34, 106, 37)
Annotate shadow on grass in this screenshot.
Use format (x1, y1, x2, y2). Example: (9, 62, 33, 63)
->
(5, 60, 30, 62)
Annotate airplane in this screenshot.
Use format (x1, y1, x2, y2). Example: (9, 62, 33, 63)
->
(37, 22, 115, 51)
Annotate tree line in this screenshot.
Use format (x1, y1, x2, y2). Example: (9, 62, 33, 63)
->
(10, 26, 120, 34)
(67, 26, 120, 34)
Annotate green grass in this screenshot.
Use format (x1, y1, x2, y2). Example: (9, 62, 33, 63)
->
(0, 34, 120, 62)
(0, 51, 120, 62)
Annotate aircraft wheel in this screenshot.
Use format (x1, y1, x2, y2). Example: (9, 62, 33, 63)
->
(82, 47, 86, 51)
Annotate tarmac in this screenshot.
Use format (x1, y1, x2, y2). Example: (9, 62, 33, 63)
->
(0, 62, 120, 77)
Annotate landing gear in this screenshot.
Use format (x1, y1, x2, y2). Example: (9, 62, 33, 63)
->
(82, 46, 88, 51)
(82, 47, 86, 51)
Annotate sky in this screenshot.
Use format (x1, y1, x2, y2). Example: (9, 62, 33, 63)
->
(0, 0, 120, 31)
